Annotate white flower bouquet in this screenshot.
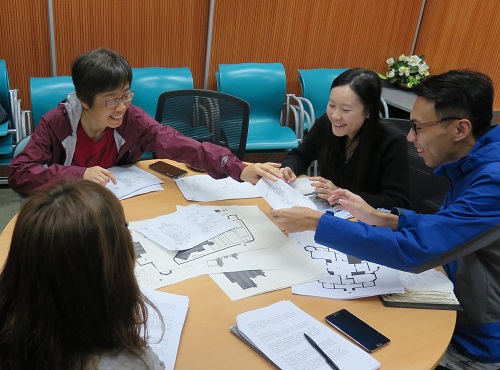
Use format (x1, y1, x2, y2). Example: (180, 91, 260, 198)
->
(379, 54, 430, 89)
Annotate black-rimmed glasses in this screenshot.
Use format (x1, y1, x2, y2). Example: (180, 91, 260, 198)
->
(98, 91, 135, 109)
(410, 116, 462, 136)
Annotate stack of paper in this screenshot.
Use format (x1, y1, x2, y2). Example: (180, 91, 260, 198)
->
(175, 175, 260, 201)
(106, 165, 164, 200)
(232, 300, 380, 370)
(380, 269, 461, 310)
(142, 289, 189, 370)
(129, 205, 325, 297)
(258, 177, 352, 219)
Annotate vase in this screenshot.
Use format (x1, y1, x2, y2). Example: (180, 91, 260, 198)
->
(395, 82, 413, 91)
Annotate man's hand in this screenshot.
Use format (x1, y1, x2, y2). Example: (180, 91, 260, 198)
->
(83, 166, 117, 186)
(270, 206, 322, 233)
(240, 162, 283, 185)
(328, 189, 398, 229)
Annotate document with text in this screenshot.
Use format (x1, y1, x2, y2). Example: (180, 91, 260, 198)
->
(105, 165, 164, 200)
(235, 300, 380, 370)
(255, 178, 317, 210)
(142, 289, 189, 370)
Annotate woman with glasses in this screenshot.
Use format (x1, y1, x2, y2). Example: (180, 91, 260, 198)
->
(279, 68, 410, 209)
(0, 180, 165, 369)
(8, 48, 282, 196)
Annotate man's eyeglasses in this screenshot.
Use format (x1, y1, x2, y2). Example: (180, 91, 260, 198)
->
(410, 116, 461, 136)
(98, 91, 135, 109)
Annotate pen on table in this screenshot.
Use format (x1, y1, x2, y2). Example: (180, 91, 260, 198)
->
(303, 333, 341, 370)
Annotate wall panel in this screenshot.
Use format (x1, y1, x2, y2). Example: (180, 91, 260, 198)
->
(52, 0, 210, 89)
(0, 0, 51, 110)
(209, 0, 423, 94)
(415, 0, 500, 109)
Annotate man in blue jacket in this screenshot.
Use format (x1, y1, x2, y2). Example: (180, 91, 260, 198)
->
(271, 70, 500, 369)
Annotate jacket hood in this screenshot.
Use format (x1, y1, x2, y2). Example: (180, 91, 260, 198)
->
(436, 124, 500, 181)
(62, 92, 83, 132)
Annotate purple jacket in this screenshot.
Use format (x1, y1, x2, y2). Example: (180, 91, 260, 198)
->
(8, 93, 246, 196)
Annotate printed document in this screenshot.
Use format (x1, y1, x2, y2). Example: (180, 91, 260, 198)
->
(105, 165, 164, 200)
(235, 300, 380, 370)
(255, 178, 317, 209)
(142, 289, 189, 370)
(290, 231, 404, 299)
(175, 175, 260, 201)
(131, 204, 238, 251)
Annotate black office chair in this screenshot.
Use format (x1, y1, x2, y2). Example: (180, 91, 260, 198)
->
(411, 224, 500, 273)
(385, 118, 450, 214)
(155, 89, 249, 161)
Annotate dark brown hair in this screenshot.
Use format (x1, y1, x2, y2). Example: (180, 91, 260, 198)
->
(0, 180, 159, 369)
(319, 68, 382, 191)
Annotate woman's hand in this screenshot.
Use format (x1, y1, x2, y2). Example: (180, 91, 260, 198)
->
(309, 176, 340, 200)
(270, 206, 322, 233)
(328, 189, 398, 229)
(84, 166, 117, 186)
(279, 167, 297, 183)
(240, 162, 283, 185)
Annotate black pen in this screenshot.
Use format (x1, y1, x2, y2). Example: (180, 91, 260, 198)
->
(304, 333, 341, 370)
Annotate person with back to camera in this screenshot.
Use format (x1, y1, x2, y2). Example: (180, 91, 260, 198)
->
(8, 48, 283, 197)
(280, 68, 410, 209)
(271, 70, 500, 369)
(0, 179, 165, 369)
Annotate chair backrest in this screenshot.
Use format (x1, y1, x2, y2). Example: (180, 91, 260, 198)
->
(155, 89, 249, 160)
(0, 61, 11, 119)
(13, 134, 31, 157)
(131, 67, 194, 118)
(30, 76, 75, 128)
(386, 118, 450, 214)
(297, 68, 349, 119)
(217, 63, 286, 124)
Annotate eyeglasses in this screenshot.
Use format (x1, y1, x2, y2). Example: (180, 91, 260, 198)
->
(98, 91, 135, 109)
(410, 116, 461, 136)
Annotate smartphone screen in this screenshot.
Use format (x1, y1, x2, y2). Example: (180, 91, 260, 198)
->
(149, 161, 188, 179)
(325, 309, 390, 352)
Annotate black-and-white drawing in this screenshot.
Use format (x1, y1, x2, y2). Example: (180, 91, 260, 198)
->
(173, 210, 254, 265)
(223, 270, 267, 289)
(304, 245, 380, 293)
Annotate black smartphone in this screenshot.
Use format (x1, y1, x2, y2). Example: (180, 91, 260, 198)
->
(149, 161, 188, 179)
(325, 309, 390, 352)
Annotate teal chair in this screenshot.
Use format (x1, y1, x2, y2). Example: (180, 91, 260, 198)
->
(0, 60, 15, 178)
(132, 67, 194, 159)
(0, 61, 14, 154)
(216, 63, 299, 151)
(298, 68, 389, 129)
(131, 67, 194, 118)
(297, 68, 349, 128)
(30, 76, 74, 128)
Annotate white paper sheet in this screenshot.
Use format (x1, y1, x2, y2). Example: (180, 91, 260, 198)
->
(142, 289, 189, 370)
(130, 206, 288, 273)
(175, 175, 260, 201)
(289, 177, 317, 195)
(255, 178, 317, 209)
(105, 165, 164, 199)
(398, 269, 454, 292)
(236, 300, 380, 370)
(289, 231, 404, 299)
(131, 205, 238, 251)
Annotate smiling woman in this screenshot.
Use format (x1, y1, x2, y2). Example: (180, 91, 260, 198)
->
(7, 48, 283, 197)
(280, 68, 410, 210)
